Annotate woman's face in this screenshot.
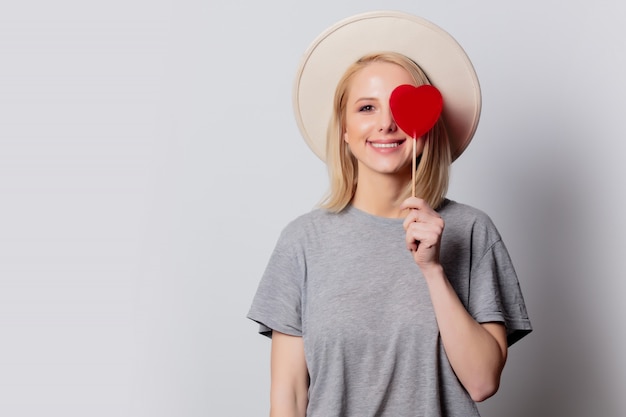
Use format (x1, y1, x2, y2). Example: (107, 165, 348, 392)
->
(343, 61, 425, 179)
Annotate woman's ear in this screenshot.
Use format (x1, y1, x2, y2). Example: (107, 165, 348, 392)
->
(343, 131, 349, 143)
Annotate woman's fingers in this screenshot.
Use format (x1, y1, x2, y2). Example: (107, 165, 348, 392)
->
(402, 197, 443, 232)
(402, 197, 444, 266)
(405, 219, 443, 250)
(401, 197, 439, 225)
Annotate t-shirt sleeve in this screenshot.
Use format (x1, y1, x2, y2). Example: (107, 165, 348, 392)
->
(469, 238, 533, 346)
(247, 227, 305, 338)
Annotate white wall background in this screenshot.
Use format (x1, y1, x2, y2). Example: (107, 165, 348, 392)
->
(1, 0, 624, 416)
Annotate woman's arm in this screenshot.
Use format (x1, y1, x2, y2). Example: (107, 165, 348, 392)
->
(401, 197, 508, 402)
(421, 266, 507, 402)
(270, 331, 309, 417)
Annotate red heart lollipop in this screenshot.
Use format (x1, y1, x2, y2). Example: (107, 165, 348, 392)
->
(389, 84, 443, 139)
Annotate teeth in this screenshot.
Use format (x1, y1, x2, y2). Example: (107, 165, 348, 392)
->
(371, 142, 399, 148)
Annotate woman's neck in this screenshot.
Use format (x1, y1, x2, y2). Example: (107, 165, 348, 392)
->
(351, 172, 409, 218)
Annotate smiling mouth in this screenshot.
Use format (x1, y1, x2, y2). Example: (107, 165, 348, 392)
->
(369, 139, 406, 149)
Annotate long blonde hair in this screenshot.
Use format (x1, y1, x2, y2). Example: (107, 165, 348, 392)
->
(320, 52, 452, 212)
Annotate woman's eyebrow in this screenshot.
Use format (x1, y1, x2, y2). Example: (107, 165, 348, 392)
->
(353, 97, 379, 103)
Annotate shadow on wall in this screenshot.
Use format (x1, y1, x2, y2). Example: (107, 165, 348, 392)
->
(479, 127, 614, 417)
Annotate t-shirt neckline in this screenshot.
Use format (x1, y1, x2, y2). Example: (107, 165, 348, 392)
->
(343, 204, 405, 227)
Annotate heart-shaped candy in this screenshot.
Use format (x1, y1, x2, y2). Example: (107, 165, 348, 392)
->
(389, 84, 443, 139)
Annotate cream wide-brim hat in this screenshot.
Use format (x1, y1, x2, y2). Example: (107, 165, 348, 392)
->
(293, 10, 481, 161)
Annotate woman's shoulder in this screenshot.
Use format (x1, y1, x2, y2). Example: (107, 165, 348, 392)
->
(439, 199, 493, 223)
(439, 199, 502, 240)
(277, 208, 338, 242)
(285, 207, 334, 227)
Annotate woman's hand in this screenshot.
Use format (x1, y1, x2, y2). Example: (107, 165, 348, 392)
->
(401, 197, 444, 271)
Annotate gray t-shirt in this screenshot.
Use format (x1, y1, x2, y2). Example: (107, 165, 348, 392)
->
(248, 199, 532, 416)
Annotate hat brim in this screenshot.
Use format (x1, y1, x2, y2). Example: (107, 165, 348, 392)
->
(293, 10, 481, 161)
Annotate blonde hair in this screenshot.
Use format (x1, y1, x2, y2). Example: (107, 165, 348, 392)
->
(320, 52, 452, 212)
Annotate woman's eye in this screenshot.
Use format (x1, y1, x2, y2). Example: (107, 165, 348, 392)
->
(359, 105, 374, 112)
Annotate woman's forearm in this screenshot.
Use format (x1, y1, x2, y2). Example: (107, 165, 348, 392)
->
(422, 264, 508, 402)
(270, 394, 307, 417)
(270, 331, 309, 416)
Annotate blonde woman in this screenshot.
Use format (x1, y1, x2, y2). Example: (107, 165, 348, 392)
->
(248, 11, 531, 417)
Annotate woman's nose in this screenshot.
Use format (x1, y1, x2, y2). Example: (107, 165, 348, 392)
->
(378, 108, 398, 132)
